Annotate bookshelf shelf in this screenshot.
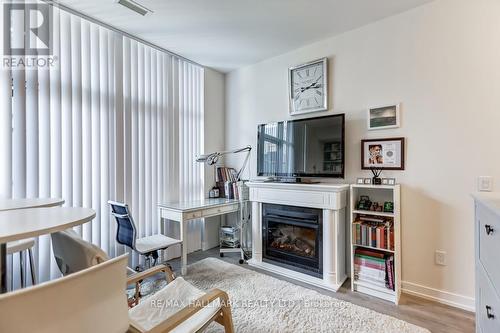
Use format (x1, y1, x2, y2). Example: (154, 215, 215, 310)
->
(350, 184, 401, 305)
(352, 243, 395, 254)
(352, 210, 394, 217)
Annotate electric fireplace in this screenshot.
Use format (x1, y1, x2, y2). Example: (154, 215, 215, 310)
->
(262, 203, 322, 277)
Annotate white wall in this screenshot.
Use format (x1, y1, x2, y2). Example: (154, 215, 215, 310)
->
(225, 0, 500, 310)
(203, 68, 226, 249)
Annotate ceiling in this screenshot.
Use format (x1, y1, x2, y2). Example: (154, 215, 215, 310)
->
(57, 0, 434, 72)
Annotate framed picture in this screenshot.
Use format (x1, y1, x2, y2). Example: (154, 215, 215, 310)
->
(361, 137, 405, 170)
(368, 104, 400, 130)
(356, 178, 364, 184)
(363, 178, 372, 185)
(288, 58, 328, 115)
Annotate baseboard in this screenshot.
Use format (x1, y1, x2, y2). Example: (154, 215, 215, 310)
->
(402, 281, 475, 312)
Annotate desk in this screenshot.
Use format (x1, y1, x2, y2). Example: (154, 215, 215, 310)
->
(0, 207, 96, 293)
(158, 198, 243, 275)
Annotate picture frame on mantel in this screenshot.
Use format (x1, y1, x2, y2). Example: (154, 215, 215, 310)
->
(361, 137, 405, 170)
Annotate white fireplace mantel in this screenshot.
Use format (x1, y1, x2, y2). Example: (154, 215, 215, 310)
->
(246, 181, 349, 292)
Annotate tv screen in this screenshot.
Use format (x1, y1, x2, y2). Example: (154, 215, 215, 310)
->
(257, 114, 345, 178)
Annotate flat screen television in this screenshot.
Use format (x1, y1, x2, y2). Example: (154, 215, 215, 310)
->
(257, 114, 345, 179)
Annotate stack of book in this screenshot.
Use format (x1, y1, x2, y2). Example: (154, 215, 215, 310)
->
(353, 216, 394, 251)
(354, 248, 395, 291)
(216, 167, 241, 200)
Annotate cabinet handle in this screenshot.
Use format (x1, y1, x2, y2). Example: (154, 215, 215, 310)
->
(485, 225, 494, 235)
(486, 305, 495, 319)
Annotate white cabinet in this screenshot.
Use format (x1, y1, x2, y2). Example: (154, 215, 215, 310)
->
(473, 193, 500, 333)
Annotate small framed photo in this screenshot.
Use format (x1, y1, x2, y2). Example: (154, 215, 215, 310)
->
(361, 137, 405, 170)
(363, 178, 372, 185)
(387, 178, 396, 185)
(381, 178, 389, 185)
(368, 104, 400, 130)
(356, 178, 364, 184)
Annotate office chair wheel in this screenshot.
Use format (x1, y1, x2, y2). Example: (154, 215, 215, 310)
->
(220, 252, 224, 257)
(239, 259, 245, 264)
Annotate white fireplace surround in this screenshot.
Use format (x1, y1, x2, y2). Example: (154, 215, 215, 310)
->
(246, 182, 349, 292)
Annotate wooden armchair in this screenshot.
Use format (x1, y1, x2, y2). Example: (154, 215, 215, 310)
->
(49, 229, 234, 332)
(127, 264, 234, 333)
(0, 254, 234, 333)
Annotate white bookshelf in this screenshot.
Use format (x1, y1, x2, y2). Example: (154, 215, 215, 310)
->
(350, 184, 401, 304)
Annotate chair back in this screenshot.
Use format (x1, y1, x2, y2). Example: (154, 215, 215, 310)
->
(108, 200, 137, 250)
(0, 255, 130, 333)
(51, 229, 109, 276)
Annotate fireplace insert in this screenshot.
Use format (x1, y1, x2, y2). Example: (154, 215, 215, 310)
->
(262, 203, 322, 277)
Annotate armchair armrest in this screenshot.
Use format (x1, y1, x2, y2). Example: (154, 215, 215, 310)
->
(147, 288, 234, 333)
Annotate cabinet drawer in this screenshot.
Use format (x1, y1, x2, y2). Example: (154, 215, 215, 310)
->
(478, 205, 500, 293)
(203, 204, 238, 217)
(477, 267, 500, 333)
(183, 211, 202, 220)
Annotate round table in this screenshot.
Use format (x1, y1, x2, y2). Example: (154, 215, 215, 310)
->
(0, 207, 96, 293)
(0, 198, 65, 212)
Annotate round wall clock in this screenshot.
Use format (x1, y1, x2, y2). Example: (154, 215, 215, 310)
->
(288, 57, 328, 115)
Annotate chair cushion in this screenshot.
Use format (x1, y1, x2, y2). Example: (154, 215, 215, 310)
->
(7, 238, 35, 254)
(135, 234, 182, 254)
(129, 277, 220, 333)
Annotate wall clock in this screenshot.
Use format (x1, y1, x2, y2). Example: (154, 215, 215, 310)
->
(288, 57, 328, 115)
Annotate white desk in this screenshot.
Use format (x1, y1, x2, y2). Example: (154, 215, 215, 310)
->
(158, 198, 243, 275)
(0, 207, 96, 293)
(0, 198, 64, 212)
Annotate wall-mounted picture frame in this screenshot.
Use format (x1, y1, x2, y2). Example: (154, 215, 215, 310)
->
(368, 104, 400, 130)
(361, 137, 405, 170)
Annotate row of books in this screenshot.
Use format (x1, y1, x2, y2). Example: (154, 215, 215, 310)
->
(223, 181, 241, 200)
(216, 166, 238, 183)
(354, 248, 395, 291)
(353, 216, 394, 251)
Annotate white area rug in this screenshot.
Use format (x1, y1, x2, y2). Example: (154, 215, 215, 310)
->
(181, 258, 429, 333)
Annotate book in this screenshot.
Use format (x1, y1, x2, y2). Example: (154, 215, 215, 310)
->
(385, 255, 395, 290)
(354, 265, 386, 280)
(355, 248, 386, 259)
(354, 257, 385, 270)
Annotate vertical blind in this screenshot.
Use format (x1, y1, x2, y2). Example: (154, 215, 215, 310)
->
(0, 7, 204, 286)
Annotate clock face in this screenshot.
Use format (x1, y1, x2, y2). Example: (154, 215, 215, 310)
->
(289, 59, 327, 114)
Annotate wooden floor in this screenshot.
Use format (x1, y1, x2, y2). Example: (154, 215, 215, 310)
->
(166, 248, 475, 333)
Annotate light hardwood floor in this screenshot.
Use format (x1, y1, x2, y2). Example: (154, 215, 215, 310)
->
(166, 248, 474, 333)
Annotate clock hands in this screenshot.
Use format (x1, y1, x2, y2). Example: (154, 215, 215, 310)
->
(299, 75, 323, 92)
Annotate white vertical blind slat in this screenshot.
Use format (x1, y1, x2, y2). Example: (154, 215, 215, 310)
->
(81, 19, 93, 242)
(90, 23, 101, 245)
(70, 15, 83, 235)
(99, 28, 110, 252)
